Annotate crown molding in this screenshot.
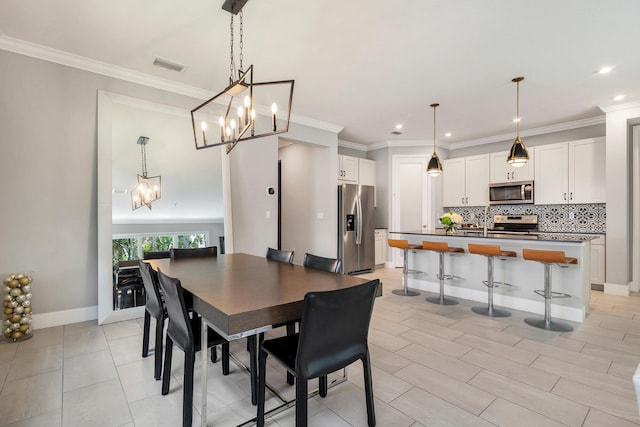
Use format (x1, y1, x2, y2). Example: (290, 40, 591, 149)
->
(598, 96, 640, 113)
(0, 35, 342, 135)
(338, 139, 368, 152)
(367, 139, 449, 152)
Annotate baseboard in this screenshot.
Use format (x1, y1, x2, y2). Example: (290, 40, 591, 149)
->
(32, 305, 98, 330)
(604, 282, 630, 296)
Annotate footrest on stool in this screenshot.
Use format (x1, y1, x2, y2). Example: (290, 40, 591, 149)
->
(437, 274, 461, 280)
(482, 280, 512, 288)
(533, 290, 571, 299)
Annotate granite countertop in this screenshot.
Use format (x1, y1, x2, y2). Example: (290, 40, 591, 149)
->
(389, 229, 601, 243)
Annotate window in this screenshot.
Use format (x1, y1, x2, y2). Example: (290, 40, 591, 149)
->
(177, 233, 207, 249)
(112, 231, 210, 261)
(112, 237, 139, 264)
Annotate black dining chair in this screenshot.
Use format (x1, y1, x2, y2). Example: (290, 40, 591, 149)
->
(265, 247, 295, 264)
(139, 260, 166, 380)
(257, 279, 379, 427)
(302, 252, 342, 273)
(143, 250, 170, 260)
(156, 268, 230, 427)
(169, 246, 217, 259)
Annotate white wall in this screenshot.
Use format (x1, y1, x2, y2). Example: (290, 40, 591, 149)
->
(279, 143, 335, 263)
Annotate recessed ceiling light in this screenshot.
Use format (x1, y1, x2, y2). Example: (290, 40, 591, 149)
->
(444, 132, 452, 137)
(613, 95, 625, 101)
(395, 124, 403, 130)
(598, 66, 614, 74)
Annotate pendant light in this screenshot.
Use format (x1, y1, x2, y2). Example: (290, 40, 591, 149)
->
(426, 103, 443, 176)
(507, 76, 530, 167)
(131, 136, 161, 211)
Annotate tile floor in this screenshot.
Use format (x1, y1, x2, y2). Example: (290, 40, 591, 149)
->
(1, 268, 640, 426)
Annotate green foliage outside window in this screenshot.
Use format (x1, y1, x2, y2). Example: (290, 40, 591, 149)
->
(142, 236, 173, 252)
(178, 234, 207, 248)
(112, 238, 139, 264)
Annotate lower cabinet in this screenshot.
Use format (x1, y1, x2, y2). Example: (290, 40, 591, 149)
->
(591, 236, 606, 286)
(374, 229, 387, 265)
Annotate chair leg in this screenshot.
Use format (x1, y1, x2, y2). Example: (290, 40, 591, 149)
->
(183, 349, 195, 427)
(362, 353, 376, 426)
(222, 342, 230, 375)
(154, 315, 164, 380)
(256, 348, 268, 427)
(248, 335, 258, 405)
(319, 375, 328, 397)
(295, 376, 308, 427)
(142, 310, 150, 357)
(211, 345, 217, 363)
(161, 335, 173, 395)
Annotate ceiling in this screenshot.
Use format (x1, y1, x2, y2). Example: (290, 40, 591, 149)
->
(2, 0, 639, 147)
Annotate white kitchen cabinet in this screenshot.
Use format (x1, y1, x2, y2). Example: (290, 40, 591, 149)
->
(374, 229, 387, 265)
(442, 154, 489, 207)
(591, 235, 606, 285)
(338, 155, 358, 183)
(358, 158, 377, 206)
(489, 149, 535, 183)
(534, 137, 605, 205)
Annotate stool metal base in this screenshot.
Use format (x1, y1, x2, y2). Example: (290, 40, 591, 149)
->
(426, 295, 458, 305)
(472, 306, 511, 317)
(392, 288, 421, 296)
(524, 317, 573, 332)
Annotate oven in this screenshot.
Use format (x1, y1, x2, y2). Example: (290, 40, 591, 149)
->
(489, 181, 534, 205)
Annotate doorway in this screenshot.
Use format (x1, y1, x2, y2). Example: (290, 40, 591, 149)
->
(391, 155, 435, 267)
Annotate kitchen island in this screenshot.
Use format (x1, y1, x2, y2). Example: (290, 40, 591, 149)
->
(389, 230, 599, 323)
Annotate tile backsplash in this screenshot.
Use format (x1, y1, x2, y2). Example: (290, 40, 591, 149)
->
(444, 203, 606, 234)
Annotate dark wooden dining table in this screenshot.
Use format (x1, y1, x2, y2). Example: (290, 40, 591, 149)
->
(148, 253, 372, 426)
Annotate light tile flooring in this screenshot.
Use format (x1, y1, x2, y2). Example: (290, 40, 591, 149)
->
(1, 268, 640, 426)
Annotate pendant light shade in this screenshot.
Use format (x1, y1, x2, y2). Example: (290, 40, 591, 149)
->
(426, 103, 443, 176)
(507, 77, 529, 168)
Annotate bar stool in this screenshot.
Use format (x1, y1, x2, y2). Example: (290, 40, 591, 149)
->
(421, 241, 465, 305)
(388, 239, 422, 296)
(467, 243, 516, 317)
(522, 248, 577, 332)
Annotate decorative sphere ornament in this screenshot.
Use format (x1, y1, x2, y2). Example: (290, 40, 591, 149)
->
(9, 288, 22, 297)
(19, 317, 29, 324)
(10, 314, 20, 323)
(22, 285, 31, 293)
(4, 286, 10, 293)
(23, 300, 31, 307)
(3, 319, 11, 327)
(11, 331, 22, 340)
(19, 324, 29, 332)
(15, 273, 24, 280)
(3, 307, 13, 315)
(18, 277, 29, 286)
(4, 294, 12, 302)
(9, 279, 19, 288)
(14, 306, 24, 314)
(11, 323, 20, 331)
(9, 301, 18, 308)
(26, 327, 32, 335)
(25, 293, 32, 299)
(24, 307, 31, 314)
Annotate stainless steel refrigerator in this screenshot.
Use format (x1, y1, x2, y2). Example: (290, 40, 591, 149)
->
(338, 184, 375, 274)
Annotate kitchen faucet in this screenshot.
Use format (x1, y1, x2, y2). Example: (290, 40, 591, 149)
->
(483, 204, 491, 237)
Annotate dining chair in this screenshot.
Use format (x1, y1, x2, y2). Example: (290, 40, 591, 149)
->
(257, 279, 379, 427)
(113, 260, 144, 309)
(169, 246, 217, 259)
(139, 260, 166, 380)
(156, 268, 230, 427)
(302, 252, 342, 273)
(143, 250, 170, 260)
(265, 247, 295, 264)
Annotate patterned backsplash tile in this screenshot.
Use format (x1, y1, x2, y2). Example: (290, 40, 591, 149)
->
(443, 203, 606, 234)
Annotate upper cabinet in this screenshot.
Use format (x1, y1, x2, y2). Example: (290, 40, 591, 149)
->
(489, 149, 535, 183)
(338, 155, 358, 183)
(534, 137, 605, 204)
(358, 158, 376, 187)
(442, 154, 489, 207)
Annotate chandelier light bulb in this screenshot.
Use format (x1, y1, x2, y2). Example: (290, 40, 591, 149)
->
(201, 121, 207, 131)
(244, 96, 251, 108)
(237, 106, 244, 118)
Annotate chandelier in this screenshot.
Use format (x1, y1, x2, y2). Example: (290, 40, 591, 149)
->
(507, 76, 530, 167)
(191, 0, 294, 154)
(426, 103, 443, 176)
(130, 136, 161, 210)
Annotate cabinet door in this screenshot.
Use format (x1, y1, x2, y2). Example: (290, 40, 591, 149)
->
(358, 158, 377, 206)
(534, 142, 568, 204)
(338, 155, 358, 183)
(442, 158, 466, 207)
(591, 241, 605, 285)
(512, 146, 535, 181)
(465, 154, 490, 206)
(374, 229, 387, 265)
(490, 151, 511, 183)
(570, 138, 605, 204)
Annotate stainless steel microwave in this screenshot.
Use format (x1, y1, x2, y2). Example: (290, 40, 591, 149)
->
(489, 181, 534, 205)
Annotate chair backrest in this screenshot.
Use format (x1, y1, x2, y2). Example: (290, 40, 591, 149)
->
(302, 253, 342, 273)
(138, 260, 164, 318)
(266, 247, 294, 264)
(388, 239, 410, 249)
(468, 243, 502, 257)
(169, 246, 217, 259)
(296, 279, 379, 379)
(422, 241, 449, 252)
(143, 251, 171, 260)
(156, 268, 194, 352)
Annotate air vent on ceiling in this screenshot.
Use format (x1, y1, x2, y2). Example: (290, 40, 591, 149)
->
(152, 57, 185, 72)
(391, 131, 403, 135)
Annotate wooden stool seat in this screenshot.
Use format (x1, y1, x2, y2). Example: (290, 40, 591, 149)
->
(522, 248, 577, 332)
(467, 243, 516, 318)
(421, 240, 465, 305)
(388, 239, 422, 296)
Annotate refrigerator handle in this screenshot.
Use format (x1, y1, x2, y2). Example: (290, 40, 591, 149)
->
(355, 197, 362, 245)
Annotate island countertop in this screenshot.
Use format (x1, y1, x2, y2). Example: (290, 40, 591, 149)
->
(390, 229, 602, 243)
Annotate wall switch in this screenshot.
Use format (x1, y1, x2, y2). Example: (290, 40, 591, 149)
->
(265, 211, 271, 219)
(569, 212, 575, 219)
(317, 212, 324, 220)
